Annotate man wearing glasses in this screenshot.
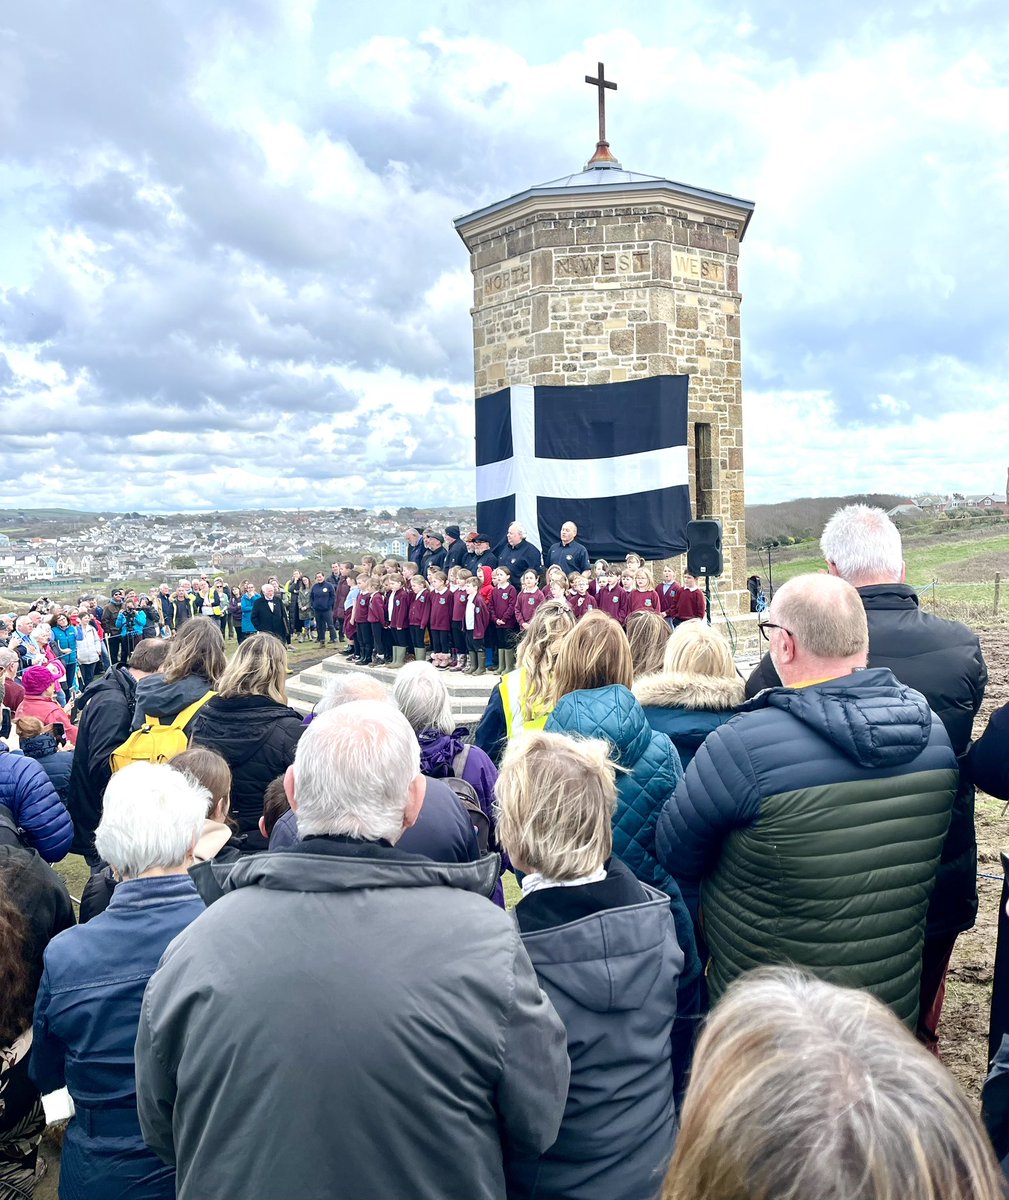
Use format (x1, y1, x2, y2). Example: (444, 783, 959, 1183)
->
(656, 571, 957, 1031)
(744, 504, 986, 1054)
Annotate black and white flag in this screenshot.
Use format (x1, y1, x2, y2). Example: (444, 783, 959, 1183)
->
(475, 375, 692, 560)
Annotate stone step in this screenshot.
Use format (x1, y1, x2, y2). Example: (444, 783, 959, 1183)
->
(287, 654, 498, 724)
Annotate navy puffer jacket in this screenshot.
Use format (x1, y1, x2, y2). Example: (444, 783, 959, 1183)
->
(656, 668, 957, 1025)
(19, 733, 74, 805)
(0, 750, 74, 862)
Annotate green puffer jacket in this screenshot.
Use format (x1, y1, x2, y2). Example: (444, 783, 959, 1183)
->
(656, 668, 958, 1026)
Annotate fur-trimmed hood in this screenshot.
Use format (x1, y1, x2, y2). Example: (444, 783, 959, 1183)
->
(634, 671, 745, 712)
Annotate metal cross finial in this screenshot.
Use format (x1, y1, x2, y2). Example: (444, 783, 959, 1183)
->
(584, 62, 619, 166)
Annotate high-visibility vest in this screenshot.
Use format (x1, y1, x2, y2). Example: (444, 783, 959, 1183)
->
(499, 667, 552, 739)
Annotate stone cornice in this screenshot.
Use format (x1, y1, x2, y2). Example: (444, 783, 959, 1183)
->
(456, 180, 754, 247)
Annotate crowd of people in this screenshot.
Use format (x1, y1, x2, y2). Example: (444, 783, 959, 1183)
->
(2, 503, 1009, 1198)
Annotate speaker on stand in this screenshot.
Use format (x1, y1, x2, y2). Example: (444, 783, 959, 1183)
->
(686, 519, 723, 626)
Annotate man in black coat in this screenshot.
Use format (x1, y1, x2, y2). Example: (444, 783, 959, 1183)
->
(545, 520, 590, 575)
(465, 533, 497, 576)
(310, 573, 337, 644)
(420, 532, 447, 579)
(969, 701, 1009, 801)
(499, 522, 543, 581)
(746, 504, 987, 1051)
(443, 526, 468, 572)
(404, 528, 426, 567)
(65, 640, 170, 866)
(251, 585, 290, 642)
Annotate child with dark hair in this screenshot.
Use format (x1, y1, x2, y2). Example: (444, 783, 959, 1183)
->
(259, 775, 291, 842)
(490, 566, 519, 675)
(515, 569, 544, 632)
(598, 566, 629, 626)
(353, 575, 374, 665)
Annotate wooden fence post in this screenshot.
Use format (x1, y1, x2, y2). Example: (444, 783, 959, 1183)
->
(995, 572, 1002, 616)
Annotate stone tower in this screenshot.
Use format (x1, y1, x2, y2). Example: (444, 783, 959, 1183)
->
(454, 143, 754, 614)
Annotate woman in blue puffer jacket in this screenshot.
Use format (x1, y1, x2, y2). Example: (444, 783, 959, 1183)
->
(0, 747, 74, 862)
(544, 611, 702, 1101)
(239, 581, 259, 645)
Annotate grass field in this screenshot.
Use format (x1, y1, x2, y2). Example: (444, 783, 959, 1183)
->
(750, 526, 1009, 620)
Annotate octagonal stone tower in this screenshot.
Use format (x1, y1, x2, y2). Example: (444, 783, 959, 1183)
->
(454, 159, 754, 614)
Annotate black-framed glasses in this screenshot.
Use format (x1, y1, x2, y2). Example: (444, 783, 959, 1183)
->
(758, 621, 792, 641)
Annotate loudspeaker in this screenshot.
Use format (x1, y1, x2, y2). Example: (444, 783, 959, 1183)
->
(686, 519, 723, 577)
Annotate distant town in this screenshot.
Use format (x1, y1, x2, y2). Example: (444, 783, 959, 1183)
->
(0, 507, 475, 593)
(0, 480, 1006, 597)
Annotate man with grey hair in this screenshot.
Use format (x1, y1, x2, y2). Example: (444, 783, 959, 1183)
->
(268, 673, 480, 864)
(499, 521, 542, 580)
(136, 701, 569, 1200)
(745, 503, 987, 1051)
(657, 572, 958, 1028)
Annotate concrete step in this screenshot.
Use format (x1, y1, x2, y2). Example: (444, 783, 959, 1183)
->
(287, 654, 498, 725)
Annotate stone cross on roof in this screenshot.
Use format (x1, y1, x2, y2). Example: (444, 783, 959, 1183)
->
(585, 61, 619, 167)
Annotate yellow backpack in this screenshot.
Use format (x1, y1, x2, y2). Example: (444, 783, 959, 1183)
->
(110, 691, 215, 773)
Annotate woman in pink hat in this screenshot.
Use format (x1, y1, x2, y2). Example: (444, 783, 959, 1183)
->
(14, 665, 79, 745)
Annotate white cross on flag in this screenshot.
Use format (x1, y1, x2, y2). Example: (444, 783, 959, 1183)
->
(475, 375, 692, 558)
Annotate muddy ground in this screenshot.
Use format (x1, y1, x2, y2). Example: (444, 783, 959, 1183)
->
(943, 622, 1009, 1101)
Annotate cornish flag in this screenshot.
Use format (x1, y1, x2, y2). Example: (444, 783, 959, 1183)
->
(475, 375, 691, 560)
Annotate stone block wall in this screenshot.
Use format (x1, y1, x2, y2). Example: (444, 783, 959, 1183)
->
(463, 199, 748, 614)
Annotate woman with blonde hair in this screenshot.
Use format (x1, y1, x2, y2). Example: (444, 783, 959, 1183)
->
(663, 967, 1005, 1200)
(189, 634, 304, 852)
(473, 598, 575, 766)
(130, 617, 226, 734)
(499, 730, 683, 1200)
(625, 609, 671, 679)
(545, 610, 702, 1101)
(635, 620, 744, 771)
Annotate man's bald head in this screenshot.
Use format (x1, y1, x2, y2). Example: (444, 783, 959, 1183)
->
(768, 574, 868, 685)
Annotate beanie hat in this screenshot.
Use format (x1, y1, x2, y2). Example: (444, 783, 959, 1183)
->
(445, 525, 460, 540)
(22, 664, 56, 696)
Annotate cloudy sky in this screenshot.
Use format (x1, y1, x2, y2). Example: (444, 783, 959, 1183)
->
(1, 0, 1007, 512)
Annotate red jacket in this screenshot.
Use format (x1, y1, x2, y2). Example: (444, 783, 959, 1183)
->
(570, 594, 597, 621)
(675, 587, 706, 621)
(515, 590, 543, 628)
(428, 588, 453, 632)
(388, 590, 410, 631)
(597, 585, 629, 626)
(367, 591, 387, 627)
(627, 589, 660, 616)
(659, 582, 680, 617)
(408, 591, 431, 629)
(490, 587, 518, 629)
(466, 593, 490, 639)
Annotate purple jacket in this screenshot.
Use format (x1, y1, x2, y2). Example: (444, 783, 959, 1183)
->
(417, 728, 497, 826)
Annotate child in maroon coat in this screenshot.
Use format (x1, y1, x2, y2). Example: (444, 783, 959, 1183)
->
(353, 574, 374, 664)
(587, 559, 609, 598)
(659, 566, 680, 629)
(450, 569, 470, 672)
(568, 572, 598, 621)
(490, 567, 519, 675)
(333, 564, 352, 643)
(463, 575, 489, 676)
(674, 572, 707, 623)
(386, 574, 411, 668)
(627, 568, 661, 617)
(515, 569, 545, 633)
(408, 575, 431, 661)
(367, 576, 388, 665)
(597, 567, 629, 626)
(427, 569, 454, 669)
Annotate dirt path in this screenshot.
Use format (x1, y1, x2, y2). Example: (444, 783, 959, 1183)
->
(942, 623, 1009, 1100)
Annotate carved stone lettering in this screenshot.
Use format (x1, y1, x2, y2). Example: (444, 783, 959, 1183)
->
(483, 262, 530, 299)
(673, 253, 725, 283)
(556, 255, 599, 278)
